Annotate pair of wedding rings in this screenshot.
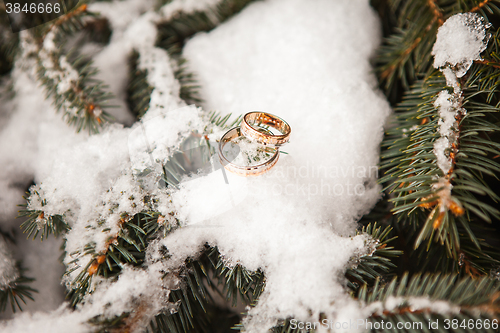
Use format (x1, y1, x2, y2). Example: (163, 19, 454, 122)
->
(218, 112, 291, 176)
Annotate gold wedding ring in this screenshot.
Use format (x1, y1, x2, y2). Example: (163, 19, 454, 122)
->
(218, 127, 280, 176)
(241, 112, 291, 147)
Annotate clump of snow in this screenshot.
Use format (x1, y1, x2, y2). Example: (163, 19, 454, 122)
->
(227, 136, 276, 167)
(38, 31, 80, 95)
(433, 137, 452, 175)
(174, 0, 390, 330)
(434, 91, 455, 137)
(137, 46, 182, 112)
(433, 90, 462, 174)
(432, 13, 491, 77)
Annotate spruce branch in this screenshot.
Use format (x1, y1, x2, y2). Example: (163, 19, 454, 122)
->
(379, 31, 500, 261)
(471, 0, 494, 13)
(18, 190, 69, 241)
(175, 57, 203, 106)
(127, 50, 154, 118)
(150, 246, 265, 333)
(0, 264, 37, 313)
(156, 0, 257, 56)
(359, 272, 500, 332)
(27, 4, 114, 134)
(346, 223, 402, 290)
(66, 212, 170, 306)
(362, 195, 500, 276)
(66, 112, 248, 329)
(411, 220, 500, 275)
(206, 246, 265, 307)
(161, 111, 242, 189)
(148, 260, 212, 333)
(374, 0, 500, 99)
(143, 0, 257, 116)
(427, 0, 445, 25)
(0, 21, 19, 76)
(126, 49, 201, 119)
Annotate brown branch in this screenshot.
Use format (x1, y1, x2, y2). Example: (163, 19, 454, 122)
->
(458, 252, 482, 278)
(471, 0, 491, 12)
(111, 301, 150, 333)
(380, 37, 422, 80)
(87, 215, 131, 276)
(371, 305, 500, 318)
(476, 59, 500, 69)
(427, 0, 444, 26)
(371, 294, 500, 318)
(380, 0, 444, 82)
(53, 4, 88, 27)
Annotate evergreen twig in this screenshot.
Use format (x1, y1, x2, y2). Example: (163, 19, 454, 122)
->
(0, 264, 37, 313)
(360, 272, 500, 333)
(346, 223, 402, 290)
(30, 4, 114, 134)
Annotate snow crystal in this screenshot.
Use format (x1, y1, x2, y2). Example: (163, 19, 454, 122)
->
(432, 13, 491, 77)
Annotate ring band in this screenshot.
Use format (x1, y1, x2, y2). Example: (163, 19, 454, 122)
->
(241, 112, 291, 147)
(218, 127, 279, 176)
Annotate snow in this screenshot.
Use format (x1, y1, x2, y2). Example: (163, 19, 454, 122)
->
(39, 31, 80, 95)
(433, 90, 457, 174)
(0, 239, 18, 289)
(364, 296, 460, 318)
(0, 53, 70, 319)
(160, 0, 222, 20)
(173, 0, 390, 330)
(0, 0, 392, 331)
(432, 13, 490, 175)
(432, 13, 491, 77)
